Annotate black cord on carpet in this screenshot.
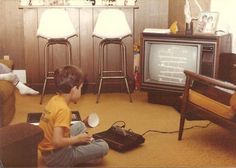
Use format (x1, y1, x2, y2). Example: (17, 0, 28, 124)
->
(110, 120, 212, 136)
(141, 122, 212, 136)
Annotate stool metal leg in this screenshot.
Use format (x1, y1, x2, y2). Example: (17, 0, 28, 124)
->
(96, 78, 103, 103)
(124, 77, 132, 102)
(95, 41, 102, 94)
(40, 42, 50, 104)
(40, 78, 47, 104)
(40, 39, 73, 104)
(121, 41, 132, 102)
(96, 39, 132, 103)
(96, 40, 106, 103)
(65, 41, 72, 65)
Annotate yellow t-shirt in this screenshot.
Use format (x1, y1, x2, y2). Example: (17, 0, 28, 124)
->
(38, 95, 71, 151)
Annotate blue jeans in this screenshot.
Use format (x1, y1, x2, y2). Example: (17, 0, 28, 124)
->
(42, 121, 109, 167)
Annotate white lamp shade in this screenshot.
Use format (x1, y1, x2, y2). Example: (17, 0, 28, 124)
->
(37, 9, 77, 39)
(93, 9, 132, 39)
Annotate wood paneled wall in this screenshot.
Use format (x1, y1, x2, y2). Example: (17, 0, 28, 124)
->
(0, 0, 210, 91)
(1, 0, 168, 68)
(134, 0, 169, 44)
(22, 7, 135, 92)
(0, 0, 25, 69)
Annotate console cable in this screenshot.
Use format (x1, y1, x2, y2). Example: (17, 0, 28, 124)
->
(110, 121, 212, 136)
(142, 122, 212, 136)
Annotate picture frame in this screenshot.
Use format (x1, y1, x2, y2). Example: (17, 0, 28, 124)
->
(194, 11, 219, 34)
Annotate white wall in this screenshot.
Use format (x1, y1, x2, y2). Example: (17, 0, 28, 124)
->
(211, 0, 236, 53)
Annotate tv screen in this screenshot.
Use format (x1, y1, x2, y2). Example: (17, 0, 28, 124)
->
(144, 42, 200, 86)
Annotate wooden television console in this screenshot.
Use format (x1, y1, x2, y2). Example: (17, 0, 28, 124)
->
(140, 31, 232, 106)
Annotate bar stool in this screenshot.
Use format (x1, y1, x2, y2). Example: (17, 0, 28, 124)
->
(37, 9, 77, 104)
(93, 9, 132, 103)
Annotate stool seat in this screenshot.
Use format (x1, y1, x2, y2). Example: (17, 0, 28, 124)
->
(93, 9, 132, 39)
(93, 9, 132, 103)
(37, 9, 77, 104)
(37, 9, 77, 39)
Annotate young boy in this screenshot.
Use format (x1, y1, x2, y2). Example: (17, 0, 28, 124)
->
(38, 65, 109, 167)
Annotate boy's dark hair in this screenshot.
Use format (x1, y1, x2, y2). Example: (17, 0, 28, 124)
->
(54, 65, 84, 93)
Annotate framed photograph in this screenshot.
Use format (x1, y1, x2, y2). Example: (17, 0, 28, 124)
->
(194, 11, 219, 34)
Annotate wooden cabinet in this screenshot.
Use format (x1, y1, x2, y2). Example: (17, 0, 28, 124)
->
(219, 53, 236, 85)
(229, 57, 236, 84)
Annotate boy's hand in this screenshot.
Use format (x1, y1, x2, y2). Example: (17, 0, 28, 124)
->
(76, 133, 93, 144)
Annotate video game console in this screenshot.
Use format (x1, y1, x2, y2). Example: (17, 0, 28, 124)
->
(93, 126, 145, 152)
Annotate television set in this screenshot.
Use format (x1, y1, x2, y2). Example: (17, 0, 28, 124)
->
(140, 31, 232, 105)
(140, 32, 224, 93)
(145, 41, 200, 86)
